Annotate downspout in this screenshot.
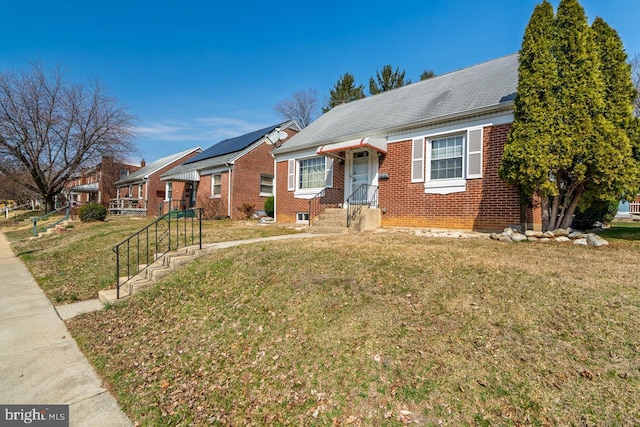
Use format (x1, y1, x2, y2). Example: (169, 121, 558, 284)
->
(227, 163, 232, 218)
(272, 155, 277, 221)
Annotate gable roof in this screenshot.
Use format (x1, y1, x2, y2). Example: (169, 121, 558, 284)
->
(161, 120, 298, 181)
(115, 147, 202, 185)
(274, 53, 518, 155)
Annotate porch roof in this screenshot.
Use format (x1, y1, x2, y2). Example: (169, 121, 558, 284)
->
(160, 166, 201, 182)
(69, 183, 98, 193)
(316, 137, 387, 156)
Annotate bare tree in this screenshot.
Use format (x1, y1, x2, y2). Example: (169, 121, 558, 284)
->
(0, 63, 137, 211)
(274, 88, 319, 128)
(631, 53, 640, 116)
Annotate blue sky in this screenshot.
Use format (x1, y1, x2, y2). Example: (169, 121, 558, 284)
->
(1, 0, 639, 163)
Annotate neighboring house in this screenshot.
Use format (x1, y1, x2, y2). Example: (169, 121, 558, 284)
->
(109, 147, 202, 217)
(66, 157, 141, 208)
(161, 121, 299, 219)
(616, 196, 640, 219)
(272, 53, 542, 231)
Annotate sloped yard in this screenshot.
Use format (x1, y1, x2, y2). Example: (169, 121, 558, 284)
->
(66, 225, 640, 425)
(3, 217, 300, 304)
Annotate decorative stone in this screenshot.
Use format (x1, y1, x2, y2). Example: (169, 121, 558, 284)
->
(528, 236, 539, 242)
(503, 228, 514, 236)
(512, 233, 528, 242)
(568, 231, 585, 239)
(587, 234, 609, 247)
(539, 237, 551, 242)
(509, 224, 524, 233)
(490, 233, 500, 240)
(542, 231, 555, 238)
(552, 228, 569, 237)
(555, 236, 570, 243)
(498, 235, 513, 243)
(525, 230, 544, 238)
(573, 238, 588, 246)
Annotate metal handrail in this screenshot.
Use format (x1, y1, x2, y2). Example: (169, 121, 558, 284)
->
(308, 189, 326, 225)
(113, 207, 203, 299)
(32, 203, 70, 236)
(346, 184, 379, 227)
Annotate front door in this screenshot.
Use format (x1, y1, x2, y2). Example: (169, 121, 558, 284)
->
(350, 151, 370, 204)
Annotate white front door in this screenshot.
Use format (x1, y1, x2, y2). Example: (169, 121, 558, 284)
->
(350, 151, 370, 204)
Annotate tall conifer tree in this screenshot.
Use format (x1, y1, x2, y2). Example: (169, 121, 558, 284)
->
(500, 0, 640, 230)
(499, 0, 558, 230)
(323, 73, 365, 113)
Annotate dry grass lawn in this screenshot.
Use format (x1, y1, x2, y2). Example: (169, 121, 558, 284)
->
(66, 225, 640, 426)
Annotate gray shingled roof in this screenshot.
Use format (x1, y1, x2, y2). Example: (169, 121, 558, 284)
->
(115, 147, 202, 185)
(274, 53, 518, 155)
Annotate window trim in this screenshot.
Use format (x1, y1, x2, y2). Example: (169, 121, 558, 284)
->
(259, 174, 274, 197)
(211, 173, 222, 198)
(291, 156, 333, 198)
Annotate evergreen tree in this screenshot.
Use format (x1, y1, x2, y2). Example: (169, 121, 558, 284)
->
(499, 0, 558, 230)
(590, 17, 640, 203)
(419, 70, 436, 80)
(323, 73, 365, 113)
(500, 0, 640, 231)
(369, 65, 408, 95)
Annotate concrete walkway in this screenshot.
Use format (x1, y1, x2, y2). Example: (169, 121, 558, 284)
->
(0, 231, 131, 426)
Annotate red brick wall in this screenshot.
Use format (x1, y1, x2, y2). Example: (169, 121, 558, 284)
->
(230, 141, 275, 219)
(378, 124, 539, 231)
(275, 157, 346, 223)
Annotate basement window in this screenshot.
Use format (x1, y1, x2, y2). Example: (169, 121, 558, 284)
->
(296, 212, 309, 224)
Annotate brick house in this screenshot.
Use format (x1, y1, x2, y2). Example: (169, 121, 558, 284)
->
(272, 54, 542, 231)
(161, 121, 299, 219)
(66, 157, 141, 208)
(109, 147, 202, 217)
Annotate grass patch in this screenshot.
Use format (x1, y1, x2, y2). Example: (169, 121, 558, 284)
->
(3, 216, 299, 304)
(67, 230, 640, 425)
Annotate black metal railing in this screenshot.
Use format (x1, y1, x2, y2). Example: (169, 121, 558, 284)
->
(308, 187, 343, 225)
(157, 199, 184, 217)
(346, 184, 378, 227)
(113, 207, 203, 299)
(32, 203, 70, 236)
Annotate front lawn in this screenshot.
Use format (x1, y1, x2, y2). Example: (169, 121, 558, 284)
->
(67, 228, 640, 425)
(3, 217, 300, 304)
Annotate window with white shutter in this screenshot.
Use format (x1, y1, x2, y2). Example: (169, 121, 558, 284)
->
(467, 128, 483, 179)
(411, 138, 424, 183)
(287, 159, 295, 191)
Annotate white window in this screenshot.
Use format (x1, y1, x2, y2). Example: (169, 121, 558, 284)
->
(165, 182, 173, 201)
(430, 135, 464, 180)
(299, 157, 325, 189)
(138, 184, 143, 199)
(128, 185, 133, 198)
(296, 212, 309, 223)
(411, 128, 483, 195)
(260, 174, 274, 197)
(211, 174, 222, 197)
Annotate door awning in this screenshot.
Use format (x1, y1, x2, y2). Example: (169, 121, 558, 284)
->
(161, 169, 200, 182)
(316, 137, 388, 156)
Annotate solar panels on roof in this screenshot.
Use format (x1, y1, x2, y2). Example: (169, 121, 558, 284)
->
(184, 124, 279, 165)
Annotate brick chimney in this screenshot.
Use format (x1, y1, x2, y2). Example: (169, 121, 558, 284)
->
(140, 159, 146, 167)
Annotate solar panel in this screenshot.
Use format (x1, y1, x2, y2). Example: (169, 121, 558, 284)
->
(184, 124, 279, 164)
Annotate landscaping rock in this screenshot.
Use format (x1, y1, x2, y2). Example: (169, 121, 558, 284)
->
(543, 231, 555, 238)
(552, 228, 570, 237)
(512, 233, 528, 242)
(586, 234, 609, 247)
(568, 231, 585, 239)
(498, 235, 513, 243)
(528, 236, 539, 242)
(555, 236, 570, 243)
(525, 230, 544, 238)
(573, 238, 588, 246)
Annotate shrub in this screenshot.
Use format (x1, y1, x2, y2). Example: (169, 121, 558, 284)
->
(78, 203, 107, 222)
(572, 198, 618, 230)
(264, 196, 274, 217)
(237, 203, 255, 219)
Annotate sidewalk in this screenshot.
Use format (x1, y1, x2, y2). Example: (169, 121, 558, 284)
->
(0, 231, 131, 427)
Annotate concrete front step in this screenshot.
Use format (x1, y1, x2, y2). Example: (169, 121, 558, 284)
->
(309, 225, 349, 234)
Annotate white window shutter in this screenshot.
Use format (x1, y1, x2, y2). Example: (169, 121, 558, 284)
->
(411, 138, 424, 182)
(324, 157, 334, 188)
(287, 159, 295, 191)
(467, 129, 483, 179)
